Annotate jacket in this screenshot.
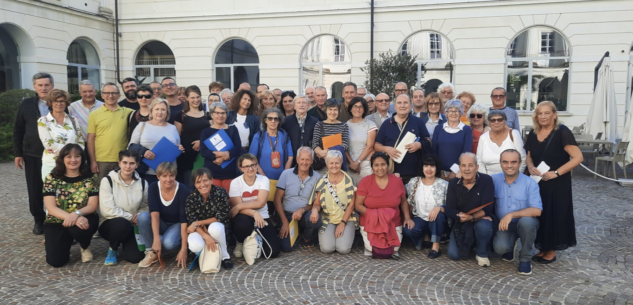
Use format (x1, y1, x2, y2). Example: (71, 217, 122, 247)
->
(226, 111, 261, 144)
(281, 114, 318, 167)
(369, 112, 390, 130)
(98, 169, 149, 225)
(13, 97, 45, 158)
(420, 112, 447, 126)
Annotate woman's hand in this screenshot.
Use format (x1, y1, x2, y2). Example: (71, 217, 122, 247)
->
(428, 207, 440, 222)
(131, 213, 139, 224)
(144, 150, 155, 160)
(335, 222, 346, 238)
(292, 208, 304, 221)
(542, 171, 558, 181)
(213, 158, 223, 165)
(528, 165, 542, 176)
(310, 209, 319, 224)
(403, 218, 415, 230)
(384, 147, 401, 160)
(177, 144, 185, 153)
(203, 235, 218, 252)
(63, 212, 79, 227)
(187, 222, 197, 233)
(253, 211, 266, 228)
(229, 205, 241, 218)
(75, 216, 89, 230)
(151, 239, 162, 253)
(191, 140, 201, 152)
(176, 249, 187, 268)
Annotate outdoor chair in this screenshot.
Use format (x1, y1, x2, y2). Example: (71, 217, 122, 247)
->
(577, 134, 599, 164)
(572, 126, 582, 134)
(594, 141, 629, 179)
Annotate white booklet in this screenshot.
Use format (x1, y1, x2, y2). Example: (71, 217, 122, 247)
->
(393, 132, 417, 163)
(450, 163, 460, 174)
(531, 161, 550, 183)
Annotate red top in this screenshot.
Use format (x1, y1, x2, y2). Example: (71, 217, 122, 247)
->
(472, 129, 484, 153)
(357, 174, 405, 227)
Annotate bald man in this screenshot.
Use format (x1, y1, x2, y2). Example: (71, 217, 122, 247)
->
(238, 82, 252, 92)
(368, 92, 391, 130)
(389, 82, 408, 113)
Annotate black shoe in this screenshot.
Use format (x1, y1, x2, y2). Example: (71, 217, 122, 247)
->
(535, 256, 556, 264)
(33, 222, 44, 235)
(222, 259, 234, 270)
(440, 234, 449, 244)
(428, 249, 442, 259)
(421, 241, 432, 249)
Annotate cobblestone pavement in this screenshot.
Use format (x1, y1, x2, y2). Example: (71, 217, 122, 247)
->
(1, 162, 633, 304)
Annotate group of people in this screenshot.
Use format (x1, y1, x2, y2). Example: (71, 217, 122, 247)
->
(13, 72, 583, 276)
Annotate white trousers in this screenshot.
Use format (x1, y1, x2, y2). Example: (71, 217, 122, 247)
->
(188, 222, 230, 260)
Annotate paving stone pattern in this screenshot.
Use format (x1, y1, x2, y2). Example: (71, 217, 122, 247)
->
(1, 162, 633, 304)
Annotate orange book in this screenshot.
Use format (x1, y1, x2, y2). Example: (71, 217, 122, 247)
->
(322, 133, 343, 149)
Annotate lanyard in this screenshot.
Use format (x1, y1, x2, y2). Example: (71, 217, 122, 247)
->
(267, 132, 279, 152)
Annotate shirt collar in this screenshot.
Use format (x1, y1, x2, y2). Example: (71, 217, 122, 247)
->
(443, 121, 465, 130)
(45, 112, 69, 122)
(100, 104, 122, 112)
(293, 166, 314, 177)
(457, 172, 480, 186)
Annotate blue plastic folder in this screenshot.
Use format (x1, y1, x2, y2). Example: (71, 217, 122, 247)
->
(142, 137, 182, 171)
(203, 128, 235, 169)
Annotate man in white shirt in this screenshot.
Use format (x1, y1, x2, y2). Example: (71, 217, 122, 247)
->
(68, 80, 103, 140)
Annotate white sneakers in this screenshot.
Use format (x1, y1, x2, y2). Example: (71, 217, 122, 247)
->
(138, 251, 158, 268)
(234, 242, 243, 258)
(476, 255, 491, 267)
(80, 246, 93, 263)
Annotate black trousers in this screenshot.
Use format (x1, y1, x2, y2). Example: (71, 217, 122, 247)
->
(44, 213, 99, 268)
(24, 156, 45, 224)
(232, 214, 281, 258)
(98, 217, 145, 264)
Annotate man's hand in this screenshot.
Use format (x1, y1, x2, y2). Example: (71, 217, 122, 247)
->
(384, 147, 401, 160)
(292, 208, 305, 221)
(498, 214, 513, 231)
(91, 161, 99, 174)
(404, 142, 422, 153)
(279, 222, 290, 239)
(14, 157, 23, 170)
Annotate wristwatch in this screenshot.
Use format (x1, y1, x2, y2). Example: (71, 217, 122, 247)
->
(75, 210, 82, 217)
(554, 170, 560, 177)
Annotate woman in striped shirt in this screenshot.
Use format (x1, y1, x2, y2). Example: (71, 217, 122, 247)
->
(311, 100, 349, 175)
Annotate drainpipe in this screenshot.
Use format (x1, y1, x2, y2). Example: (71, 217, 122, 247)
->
(370, 0, 374, 91)
(115, 0, 123, 84)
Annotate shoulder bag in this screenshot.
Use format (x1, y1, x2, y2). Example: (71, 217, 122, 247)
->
(242, 222, 273, 265)
(388, 119, 409, 174)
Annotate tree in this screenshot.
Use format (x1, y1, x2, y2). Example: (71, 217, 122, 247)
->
(361, 51, 422, 97)
(0, 89, 36, 161)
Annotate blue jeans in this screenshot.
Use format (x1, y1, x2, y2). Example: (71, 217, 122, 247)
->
(493, 217, 539, 262)
(137, 211, 183, 251)
(278, 210, 321, 252)
(402, 213, 446, 245)
(448, 218, 493, 260)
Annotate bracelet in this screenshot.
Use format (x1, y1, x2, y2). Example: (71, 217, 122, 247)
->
(341, 220, 347, 225)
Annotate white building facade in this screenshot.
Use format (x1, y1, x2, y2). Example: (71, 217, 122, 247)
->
(2, 0, 633, 131)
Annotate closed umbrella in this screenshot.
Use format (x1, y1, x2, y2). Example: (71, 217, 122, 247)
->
(585, 55, 618, 142)
(622, 92, 633, 166)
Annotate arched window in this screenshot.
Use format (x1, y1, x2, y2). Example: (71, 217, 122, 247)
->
(214, 39, 259, 92)
(301, 35, 351, 100)
(505, 26, 570, 112)
(67, 39, 100, 94)
(0, 26, 20, 93)
(399, 31, 455, 95)
(135, 41, 176, 84)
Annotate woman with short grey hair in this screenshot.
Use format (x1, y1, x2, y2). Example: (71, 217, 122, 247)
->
(308, 149, 357, 254)
(432, 99, 473, 180)
(364, 93, 376, 114)
(249, 107, 293, 180)
(477, 110, 526, 175)
(468, 103, 490, 154)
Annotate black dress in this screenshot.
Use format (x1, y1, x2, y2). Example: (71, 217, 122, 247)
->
(174, 111, 211, 171)
(525, 124, 577, 251)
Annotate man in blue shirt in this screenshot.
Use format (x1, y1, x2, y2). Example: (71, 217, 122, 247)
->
(274, 147, 322, 251)
(489, 87, 521, 133)
(374, 94, 432, 184)
(492, 149, 542, 276)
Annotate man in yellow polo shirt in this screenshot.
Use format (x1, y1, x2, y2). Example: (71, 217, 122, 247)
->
(88, 82, 134, 181)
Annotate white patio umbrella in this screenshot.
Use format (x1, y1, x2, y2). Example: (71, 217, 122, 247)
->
(585, 56, 618, 142)
(621, 93, 633, 165)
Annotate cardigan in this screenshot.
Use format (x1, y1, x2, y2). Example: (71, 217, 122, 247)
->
(226, 111, 261, 144)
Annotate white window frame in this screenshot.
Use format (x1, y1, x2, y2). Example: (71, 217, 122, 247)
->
(67, 40, 101, 93)
(540, 32, 554, 54)
(430, 33, 442, 59)
(299, 36, 352, 94)
(213, 63, 260, 91)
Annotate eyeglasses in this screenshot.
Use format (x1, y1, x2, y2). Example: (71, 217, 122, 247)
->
(241, 163, 258, 170)
(428, 102, 440, 106)
(394, 89, 407, 93)
(376, 99, 390, 103)
(212, 111, 227, 116)
(446, 110, 460, 114)
(489, 118, 505, 123)
(266, 117, 280, 122)
(469, 113, 483, 119)
(441, 91, 453, 95)
(101, 92, 120, 96)
(138, 94, 152, 99)
(162, 83, 177, 88)
(491, 94, 506, 99)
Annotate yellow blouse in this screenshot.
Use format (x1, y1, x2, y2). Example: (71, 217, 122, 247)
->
(322, 179, 348, 224)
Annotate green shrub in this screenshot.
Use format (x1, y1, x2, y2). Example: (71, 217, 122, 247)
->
(0, 89, 37, 161)
(361, 52, 421, 98)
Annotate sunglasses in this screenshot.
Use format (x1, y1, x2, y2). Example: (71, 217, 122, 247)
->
(469, 113, 483, 119)
(489, 118, 505, 123)
(376, 99, 390, 103)
(266, 117, 280, 122)
(491, 94, 506, 99)
(138, 94, 152, 99)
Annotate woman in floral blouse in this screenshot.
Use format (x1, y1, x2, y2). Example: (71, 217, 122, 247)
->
(37, 89, 85, 181)
(185, 168, 233, 269)
(403, 155, 448, 259)
(43, 143, 98, 267)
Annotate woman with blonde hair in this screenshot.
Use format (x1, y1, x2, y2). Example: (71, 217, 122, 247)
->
(420, 92, 446, 139)
(258, 90, 278, 117)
